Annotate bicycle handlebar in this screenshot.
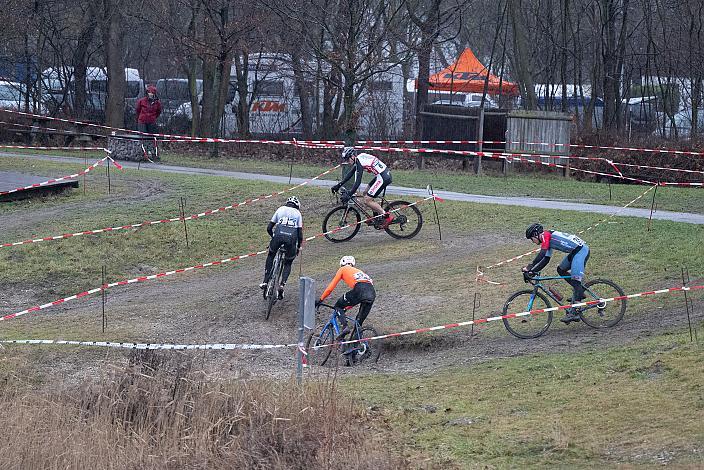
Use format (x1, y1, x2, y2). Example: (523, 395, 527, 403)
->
(523, 271, 538, 284)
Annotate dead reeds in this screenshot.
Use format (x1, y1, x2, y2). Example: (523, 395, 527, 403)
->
(0, 350, 402, 469)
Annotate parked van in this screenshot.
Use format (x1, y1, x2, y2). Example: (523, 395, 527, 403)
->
(0, 80, 22, 110)
(431, 92, 498, 109)
(229, 54, 405, 137)
(41, 67, 144, 119)
(155, 78, 203, 119)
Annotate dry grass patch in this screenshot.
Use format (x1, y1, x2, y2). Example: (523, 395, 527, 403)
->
(0, 351, 404, 469)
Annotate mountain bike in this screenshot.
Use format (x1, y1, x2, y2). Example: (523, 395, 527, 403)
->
(501, 273, 627, 339)
(263, 246, 285, 320)
(322, 187, 423, 242)
(305, 302, 382, 367)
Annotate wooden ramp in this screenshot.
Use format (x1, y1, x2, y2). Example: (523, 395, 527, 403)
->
(0, 171, 78, 202)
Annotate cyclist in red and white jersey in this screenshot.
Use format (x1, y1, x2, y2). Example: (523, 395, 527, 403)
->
(331, 147, 393, 229)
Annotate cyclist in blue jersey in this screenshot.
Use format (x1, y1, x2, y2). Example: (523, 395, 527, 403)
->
(259, 196, 303, 300)
(523, 223, 590, 323)
(331, 147, 394, 229)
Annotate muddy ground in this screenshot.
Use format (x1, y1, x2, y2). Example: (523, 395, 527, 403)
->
(0, 166, 700, 385)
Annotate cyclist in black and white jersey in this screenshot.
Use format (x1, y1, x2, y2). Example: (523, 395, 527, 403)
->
(331, 147, 394, 229)
(259, 196, 303, 299)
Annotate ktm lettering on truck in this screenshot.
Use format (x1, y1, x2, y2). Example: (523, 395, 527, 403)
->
(251, 100, 287, 112)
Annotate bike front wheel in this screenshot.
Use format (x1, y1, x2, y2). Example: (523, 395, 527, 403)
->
(383, 201, 423, 239)
(322, 206, 362, 242)
(502, 289, 553, 339)
(306, 325, 335, 366)
(579, 279, 627, 328)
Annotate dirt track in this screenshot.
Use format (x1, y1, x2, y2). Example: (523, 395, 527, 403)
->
(2, 226, 698, 381)
(0, 155, 700, 382)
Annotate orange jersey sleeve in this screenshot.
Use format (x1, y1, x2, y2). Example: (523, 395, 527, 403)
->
(320, 266, 372, 301)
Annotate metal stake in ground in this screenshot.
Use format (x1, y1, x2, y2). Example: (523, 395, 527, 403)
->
(297, 277, 316, 384)
(682, 267, 694, 342)
(471, 292, 480, 337)
(647, 183, 659, 231)
(289, 140, 296, 184)
(106, 157, 111, 194)
(179, 197, 190, 248)
(428, 184, 442, 240)
(83, 155, 87, 195)
(101, 265, 107, 333)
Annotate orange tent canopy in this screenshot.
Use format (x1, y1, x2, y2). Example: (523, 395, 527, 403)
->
(426, 48, 519, 97)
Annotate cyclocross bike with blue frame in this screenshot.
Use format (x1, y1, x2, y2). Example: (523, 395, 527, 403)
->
(502, 273, 627, 339)
(263, 245, 286, 320)
(322, 187, 423, 242)
(305, 302, 381, 366)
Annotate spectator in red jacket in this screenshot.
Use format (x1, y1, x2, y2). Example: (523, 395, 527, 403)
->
(135, 85, 162, 134)
(135, 85, 162, 160)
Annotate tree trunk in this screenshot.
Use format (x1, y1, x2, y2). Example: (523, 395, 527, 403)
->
(291, 50, 313, 138)
(414, 29, 432, 139)
(233, 52, 250, 137)
(73, 5, 97, 119)
(102, 0, 126, 128)
(508, 0, 537, 110)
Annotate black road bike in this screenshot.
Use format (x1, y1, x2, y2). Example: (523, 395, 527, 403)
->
(263, 246, 286, 320)
(322, 188, 423, 242)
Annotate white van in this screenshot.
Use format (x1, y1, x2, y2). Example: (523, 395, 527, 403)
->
(41, 67, 143, 118)
(431, 92, 498, 108)
(0, 80, 22, 110)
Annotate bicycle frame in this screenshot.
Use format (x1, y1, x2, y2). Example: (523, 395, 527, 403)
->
(525, 274, 605, 311)
(338, 188, 388, 224)
(316, 304, 365, 353)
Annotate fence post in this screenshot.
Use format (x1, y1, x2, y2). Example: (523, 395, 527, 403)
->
(474, 108, 484, 175)
(297, 277, 316, 384)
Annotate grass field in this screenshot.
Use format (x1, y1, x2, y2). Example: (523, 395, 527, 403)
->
(351, 332, 704, 468)
(0, 151, 703, 468)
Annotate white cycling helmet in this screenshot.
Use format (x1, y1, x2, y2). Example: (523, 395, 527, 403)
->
(286, 196, 300, 209)
(339, 255, 356, 267)
(341, 146, 357, 161)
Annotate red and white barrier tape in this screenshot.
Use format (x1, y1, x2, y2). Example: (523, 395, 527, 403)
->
(3, 284, 701, 351)
(0, 109, 300, 145)
(299, 139, 704, 158)
(1, 164, 340, 248)
(302, 142, 703, 186)
(5, 109, 704, 157)
(475, 184, 657, 283)
(0, 144, 106, 151)
(0, 195, 437, 322)
(0, 154, 120, 197)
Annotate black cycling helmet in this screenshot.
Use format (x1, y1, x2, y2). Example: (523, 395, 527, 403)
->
(341, 146, 357, 161)
(525, 223, 544, 239)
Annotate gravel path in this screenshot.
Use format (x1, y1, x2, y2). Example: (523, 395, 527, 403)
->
(2, 152, 703, 225)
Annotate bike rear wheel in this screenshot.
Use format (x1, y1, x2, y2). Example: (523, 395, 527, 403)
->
(306, 325, 335, 366)
(353, 325, 381, 365)
(322, 206, 362, 242)
(265, 250, 283, 320)
(502, 289, 553, 339)
(579, 279, 626, 328)
(383, 201, 423, 239)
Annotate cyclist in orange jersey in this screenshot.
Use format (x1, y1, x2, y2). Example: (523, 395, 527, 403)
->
(316, 255, 376, 339)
